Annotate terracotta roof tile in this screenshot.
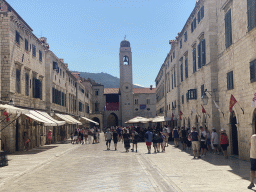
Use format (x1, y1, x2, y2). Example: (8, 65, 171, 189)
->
(133, 88, 156, 94)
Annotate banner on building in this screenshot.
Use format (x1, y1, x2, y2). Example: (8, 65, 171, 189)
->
(140, 105, 146, 110)
(229, 94, 237, 112)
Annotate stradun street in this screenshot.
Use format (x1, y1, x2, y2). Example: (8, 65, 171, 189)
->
(0, 133, 251, 192)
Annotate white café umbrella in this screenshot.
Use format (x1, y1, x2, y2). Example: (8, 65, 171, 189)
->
(152, 116, 172, 122)
(125, 116, 151, 124)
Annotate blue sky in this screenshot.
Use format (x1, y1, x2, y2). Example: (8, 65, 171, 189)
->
(8, 0, 196, 87)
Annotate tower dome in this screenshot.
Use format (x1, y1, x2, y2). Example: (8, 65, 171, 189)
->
(120, 39, 130, 48)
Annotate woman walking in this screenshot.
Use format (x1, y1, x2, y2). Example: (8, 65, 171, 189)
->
(47, 130, 52, 145)
(123, 129, 130, 152)
(220, 129, 229, 158)
(113, 129, 118, 151)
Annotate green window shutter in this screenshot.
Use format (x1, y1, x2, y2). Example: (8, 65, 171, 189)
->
(185, 58, 188, 78)
(198, 43, 201, 69)
(250, 61, 256, 82)
(201, 6, 204, 19)
(193, 48, 196, 73)
(180, 63, 183, 82)
(225, 9, 232, 48)
(52, 88, 55, 103)
(197, 10, 201, 23)
(202, 39, 206, 66)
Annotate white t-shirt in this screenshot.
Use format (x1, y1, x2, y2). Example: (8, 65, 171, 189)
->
(211, 132, 219, 144)
(250, 134, 256, 159)
(200, 131, 207, 141)
(105, 131, 112, 140)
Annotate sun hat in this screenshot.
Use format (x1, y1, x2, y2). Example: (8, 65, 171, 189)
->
(221, 128, 225, 132)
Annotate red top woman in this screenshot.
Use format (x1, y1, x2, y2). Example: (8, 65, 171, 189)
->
(47, 130, 52, 145)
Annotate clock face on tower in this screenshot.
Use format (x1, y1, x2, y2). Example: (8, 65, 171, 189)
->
(122, 82, 132, 93)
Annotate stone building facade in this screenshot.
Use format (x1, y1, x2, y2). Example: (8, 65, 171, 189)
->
(155, 0, 256, 160)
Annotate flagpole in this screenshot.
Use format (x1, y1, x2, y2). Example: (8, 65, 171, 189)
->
(236, 101, 244, 114)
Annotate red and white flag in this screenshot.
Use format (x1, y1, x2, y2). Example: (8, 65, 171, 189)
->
(229, 94, 237, 112)
(252, 91, 256, 107)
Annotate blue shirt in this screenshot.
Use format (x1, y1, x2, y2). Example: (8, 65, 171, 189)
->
(145, 131, 153, 142)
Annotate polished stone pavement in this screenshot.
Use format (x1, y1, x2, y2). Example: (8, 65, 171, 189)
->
(0, 134, 252, 192)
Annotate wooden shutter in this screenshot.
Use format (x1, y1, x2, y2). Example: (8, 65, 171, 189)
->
(201, 6, 204, 19)
(250, 61, 255, 82)
(180, 63, 183, 82)
(191, 22, 194, 33)
(202, 39, 206, 66)
(52, 88, 55, 103)
(197, 10, 201, 23)
(247, 0, 256, 31)
(172, 74, 173, 89)
(193, 48, 196, 73)
(185, 58, 188, 78)
(201, 84, 204, 97)
(193, 18, 197, 30)
(198, 43, 201, 69)
(225, 9, 232, 48)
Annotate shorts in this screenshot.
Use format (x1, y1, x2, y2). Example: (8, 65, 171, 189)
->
(146, 142, 152, 146)
(180, 137, 186, 144)
(133, 140, 138, 144)
(106, 139, 111, 144)
(192, 141, 200, 151)
(200, 141, 207, 149)
(174, 138, 179, 142)
(206, 138, 211, 145)
(221, 144, 228, 151)
(74, 136, 78, 140)
(251, 158, 256, 171)
(158, 138, 163, 143)
(213, 144, 218, 149)
(153, 142, 157, 147)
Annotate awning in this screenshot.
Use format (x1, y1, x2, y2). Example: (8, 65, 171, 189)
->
(152, 116, 172, 122)
(29, 110, 58, 126)
(25, 113, 54, 126)
(81, 117, 99, 125)
(0, 104, 29, 114)
(125, 116, 151, 124)
(56, 114, 82, 125)
(34, 111, 66, 126)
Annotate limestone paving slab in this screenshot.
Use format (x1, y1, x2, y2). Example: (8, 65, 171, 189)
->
(0, 134, 253, 192)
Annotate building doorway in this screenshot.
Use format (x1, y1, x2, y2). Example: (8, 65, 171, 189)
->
(91, 117, 100, 128)
(230, 111, 239, 155)
(15, 119, 20, 151)
(107, 113, 118, 127)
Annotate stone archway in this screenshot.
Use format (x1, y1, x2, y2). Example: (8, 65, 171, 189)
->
(91, 117, 100, 128)
(107, 113, 118, 127)
(230, 111, 238, 155)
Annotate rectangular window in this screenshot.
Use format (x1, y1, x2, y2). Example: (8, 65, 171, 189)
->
(95, 103, 99, 112)
(79, 102, 83, 112)
(16, 69, 21, 93)
(198, 39, 206, 69)
(225, 9, 232, 48)
(95, 90, 99, 96)
(180, 63, 183, 82)
(25, 39, 29, 51)
(184, 31, 187, 42)
(32, 44, 36, 57)
(15, 31, 20, 44)
(191, 17, 197, 33)
(53, 61, 58, 70)
(39, 50, 42, 61)
(227, 71, 234, 90)
(172, 74, 173, 89)
(174, 68, 176, 87)
(173, 51, 175, 59)
(201, 84, 205, 97)
(25, 73, 29, 96)
(180, 39, 182, 49)
(248, 0, 256, 31)
(187, 89, 197, 100)
(135, 99, 138, 104)
(62, 92, 65, 106)
(193, 48, 197, 73)
(171, 55, 172, 62)
(185, 57, 188, 78)
(250, 60, 256, 82)
(33, 78, 42, 99)
(182, 95, 184, 104)
(201, 6, 204, 20)
(147, 99, 150, 104)
(198, 9, 201, 23)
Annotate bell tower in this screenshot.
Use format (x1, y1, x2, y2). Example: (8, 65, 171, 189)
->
(119, 37, 133, 126)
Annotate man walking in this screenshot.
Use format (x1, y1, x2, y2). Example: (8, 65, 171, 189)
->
(248, 134, 256, 189)
(145, 128, 153, 154)
(105, 128, 112, 150)
(191, 127, 201, 159)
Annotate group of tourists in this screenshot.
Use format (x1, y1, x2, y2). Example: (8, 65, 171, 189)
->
(71, 127, 100, 145)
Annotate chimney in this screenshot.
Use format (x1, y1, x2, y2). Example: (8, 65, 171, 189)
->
(60, 59, 64, 63)
(150, 85, 153, 90)
(40, 37, 49, 50)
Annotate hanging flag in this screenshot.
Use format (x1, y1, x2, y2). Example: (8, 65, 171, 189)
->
(201, 104, 206, 113)
(229, 94, 237, 112)
(191, 108, 196, 116)
(3, 111, 9, 122)
(171, 113, 174, 120)
(213, 100, 224, 117)
(180, 111, 183, 120)
(252, 91, 256, 107)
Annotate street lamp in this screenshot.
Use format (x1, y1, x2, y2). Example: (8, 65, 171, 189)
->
(201, 93, 209, 105)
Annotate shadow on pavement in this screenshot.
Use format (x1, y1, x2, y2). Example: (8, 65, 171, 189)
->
(8, 145, 58, 156)
(169, 141, 251, 181)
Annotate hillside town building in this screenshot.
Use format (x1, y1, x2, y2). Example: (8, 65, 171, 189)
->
(155, 0, 256, 160)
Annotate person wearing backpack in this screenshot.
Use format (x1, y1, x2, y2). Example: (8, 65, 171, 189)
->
(191, 127, 201, 159)
(180, 127, 187, 150)
(145, 128, 153, 154)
